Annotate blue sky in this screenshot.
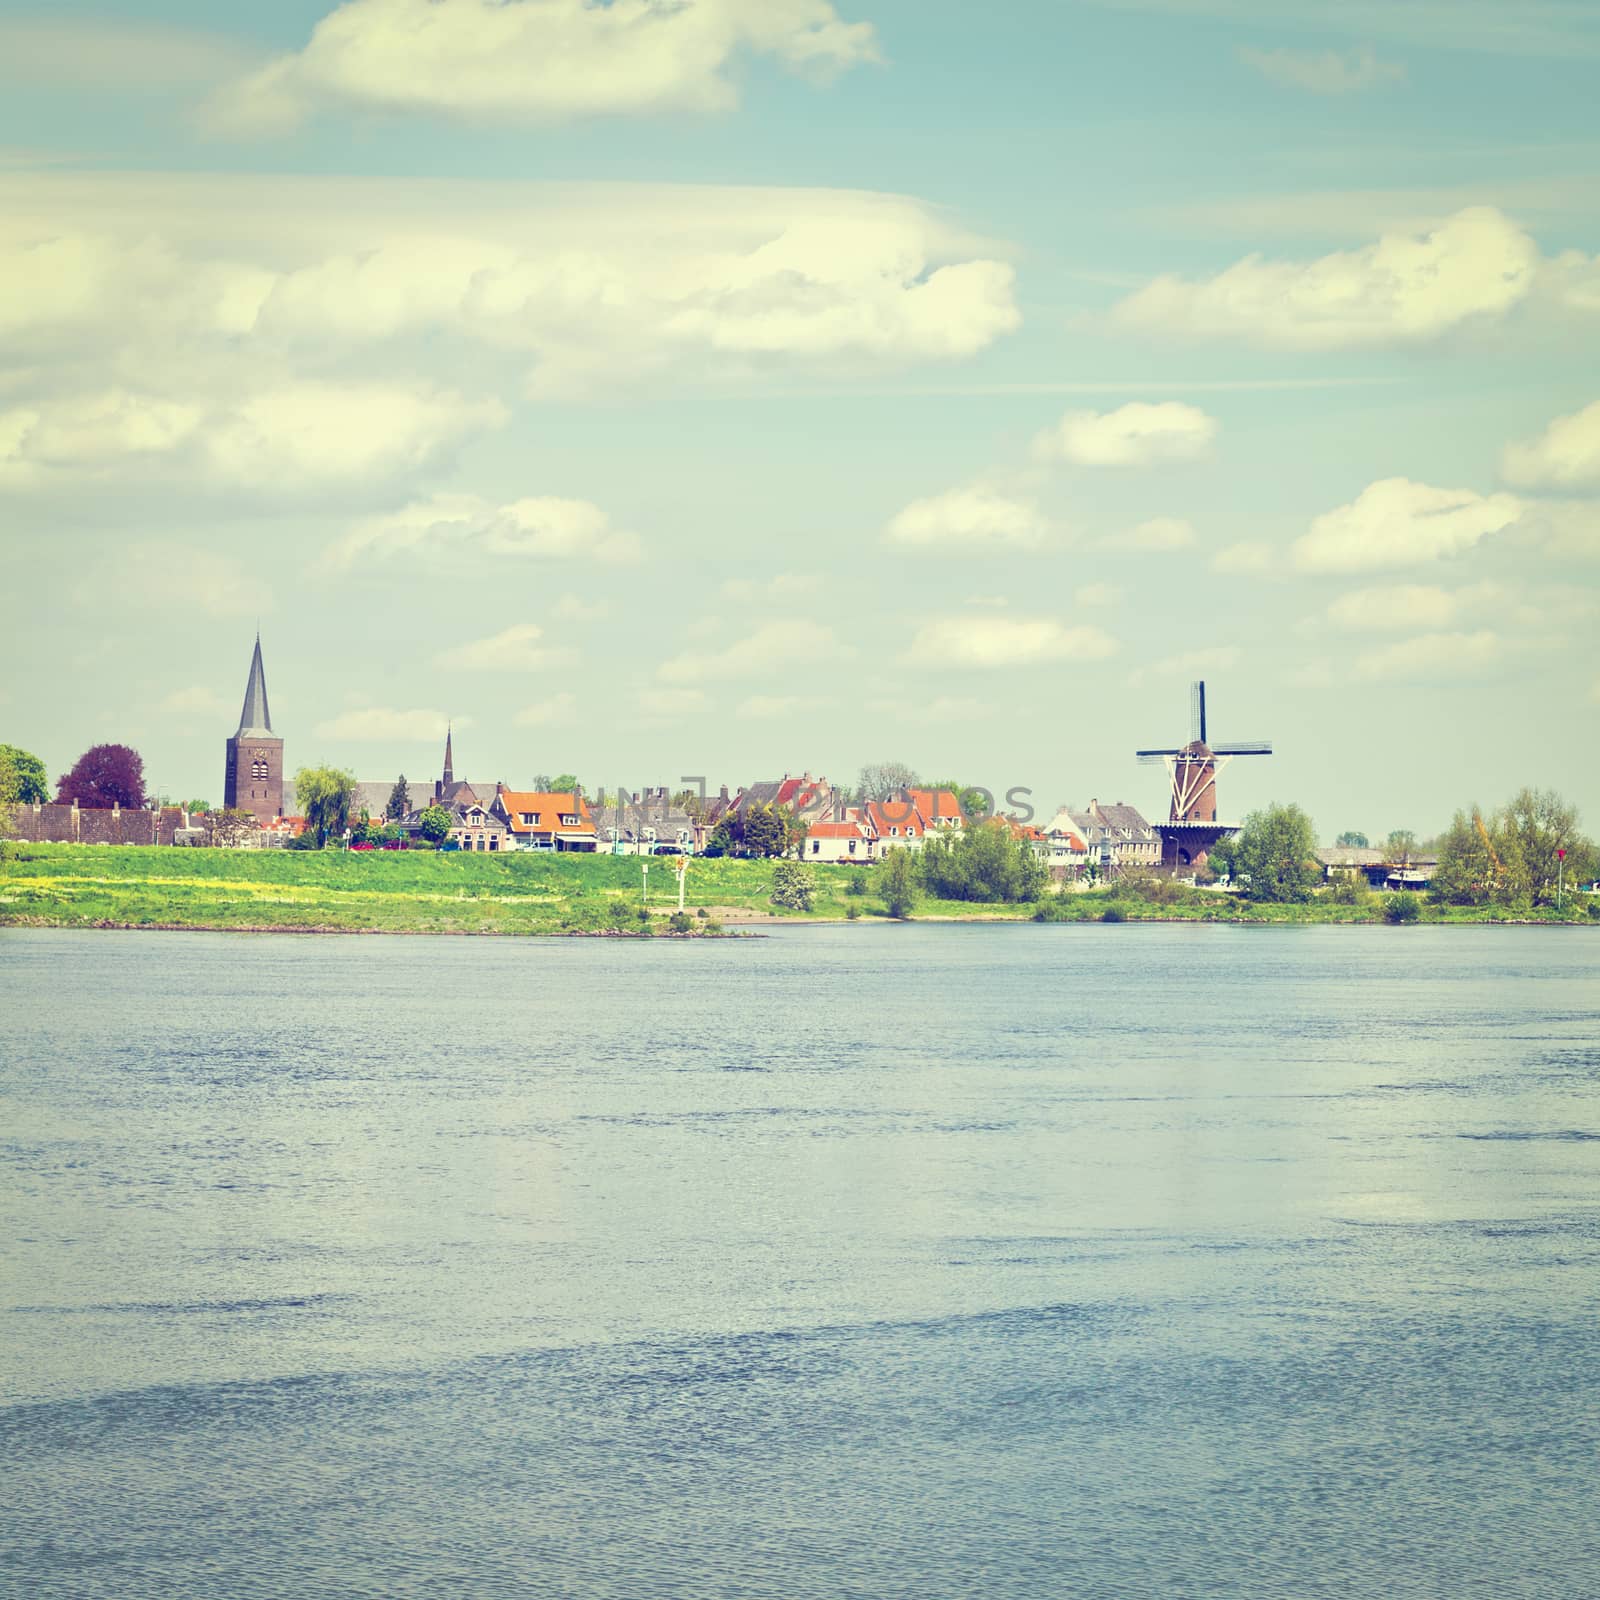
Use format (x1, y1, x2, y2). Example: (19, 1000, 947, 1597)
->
(2, 0, 1597, 834)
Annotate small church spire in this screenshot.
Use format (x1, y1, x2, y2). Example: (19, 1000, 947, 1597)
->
(442, 722, 454, 787)
(236, 632, 272, 736)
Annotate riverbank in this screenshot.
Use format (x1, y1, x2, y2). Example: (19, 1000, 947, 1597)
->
(1, 843, 1594, 934)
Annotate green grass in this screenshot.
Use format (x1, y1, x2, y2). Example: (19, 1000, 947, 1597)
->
(0, 844, 1593, 935)
(0, 843, 911, 934)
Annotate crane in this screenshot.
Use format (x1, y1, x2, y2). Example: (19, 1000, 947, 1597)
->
(1474, 809, 1503, 896)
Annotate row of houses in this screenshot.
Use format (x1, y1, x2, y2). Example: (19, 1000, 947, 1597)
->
(352, 738, 1176, 876)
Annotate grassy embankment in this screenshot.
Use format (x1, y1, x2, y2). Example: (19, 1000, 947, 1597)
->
(0, 842, 900, 934)
(0, 843, 1594, 934)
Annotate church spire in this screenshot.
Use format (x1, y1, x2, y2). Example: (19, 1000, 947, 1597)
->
(235, 633, 272, 736)
(442, 723, 454, 787)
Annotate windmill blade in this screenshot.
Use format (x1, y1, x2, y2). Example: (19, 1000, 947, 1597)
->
(1189, 681, 1201, 744)
(1136, 749, 1181, 761)
(1212, 740, 1272, 755)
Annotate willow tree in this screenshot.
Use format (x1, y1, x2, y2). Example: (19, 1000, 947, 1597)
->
(294, 766, 358, 848)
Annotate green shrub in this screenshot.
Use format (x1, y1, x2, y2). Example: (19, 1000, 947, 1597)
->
(1101, 905, 1126, 923)
(667, 910, 694, 934)
(771, 860, 818, 911)
(1327, 873, 1371, 906)
(696, 906, 709, 918)
(845, 904, 861, 920)
(846, 870, 869, 897)
(1383, 893, 1420, 923)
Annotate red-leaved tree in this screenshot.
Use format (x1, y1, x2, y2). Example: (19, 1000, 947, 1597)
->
(55, 743, 147, 810)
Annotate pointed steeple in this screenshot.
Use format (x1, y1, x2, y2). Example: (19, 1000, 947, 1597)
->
(441, 723, 454, 787)
(235, 633, 273, 736)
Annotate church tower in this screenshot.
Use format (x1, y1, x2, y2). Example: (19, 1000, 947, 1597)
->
(223, 634, 284, 823)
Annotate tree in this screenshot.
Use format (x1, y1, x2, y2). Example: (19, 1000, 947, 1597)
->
(707, 803, 793, 859)
(294, 765, 358, 848)
(386, 775, 411, 821)
(931, 779, 992, 821)
(1496, 788, 1593, 906)
(771, 860, 817, 911)
(1222, 802, 1320, 903)
(0, 744, 48, 804)
(1431, 808, 1498, 906)
(1384, 829, 1417, 866)
(551, 773, 579, 792)
(1335, 831, 1369, 848)
(919, 819, 1047, 903)
(184, 798, 211, 815)
(856, 761, 921, 803)
(878, 847, 919, 918)
(418, 805, 452, 847)
(55, 743, 146, 809)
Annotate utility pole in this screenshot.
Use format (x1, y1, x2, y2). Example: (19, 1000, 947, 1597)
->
(1558, 847, 1566, 913)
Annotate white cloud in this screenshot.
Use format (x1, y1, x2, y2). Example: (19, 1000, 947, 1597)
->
(0, 173, 1018, 441)
(1516, 498, 1600, 560)
(0, 18, 254, 89)
(1035, 401, 1217, 466)
(553, 593, 607, 622)
(1355, 630, 1503, 681)
(326, 493, 641, 573)
(314, 706, 462, 741)
(902, 616, 1118, 669)
(1106, 517, 1196, 552)
(73, 542, 273, 618)
(435, 624, 565, 671)
(1132, 645, 1242, 685)
(865, 694, 986, 723)
(1239, 44, 1405, 93)
(1075, 582, 1121, 607)
(886, 485, 1050, 549)
(634, 688, 709, 720)
(160, 685, 232, 717)
(719, 572, 824, 603)
(1212, 541, 1274, 573)
(514, 693, 578, 728)
(1324, 582, 1498, 632)
(1502, 400, 1600, 489)
(1293, 478, 1521, 572)
(210, 0, 879, 135)
(0, 380, 499, 493)
(1114, 207, 1541, 350)
(736, 694, 807, 720)
(658, 619, 843, 683)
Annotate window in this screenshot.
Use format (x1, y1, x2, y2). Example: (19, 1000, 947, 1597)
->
(520, 812, 535, 826)
(848, 840, 857, 853)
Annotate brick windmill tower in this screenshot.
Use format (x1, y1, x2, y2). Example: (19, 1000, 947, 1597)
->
(1136, 680, 1270, 867)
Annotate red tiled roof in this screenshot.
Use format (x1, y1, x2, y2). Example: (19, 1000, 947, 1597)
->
(496, 791, 595, 836)
(907, 788, 966, 829)
(808, 820, 870, 840)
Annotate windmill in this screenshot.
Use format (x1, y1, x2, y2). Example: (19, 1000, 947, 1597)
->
(1136, 681, 1271, 866)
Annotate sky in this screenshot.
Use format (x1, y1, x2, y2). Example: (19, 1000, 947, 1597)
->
(1, 0, 1597, 837)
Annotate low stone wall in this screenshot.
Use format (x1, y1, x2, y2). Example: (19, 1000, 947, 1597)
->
(5, 803, 188, 846)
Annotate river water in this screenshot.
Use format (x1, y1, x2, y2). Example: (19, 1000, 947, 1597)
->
(2, 924, 1597, 1598)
